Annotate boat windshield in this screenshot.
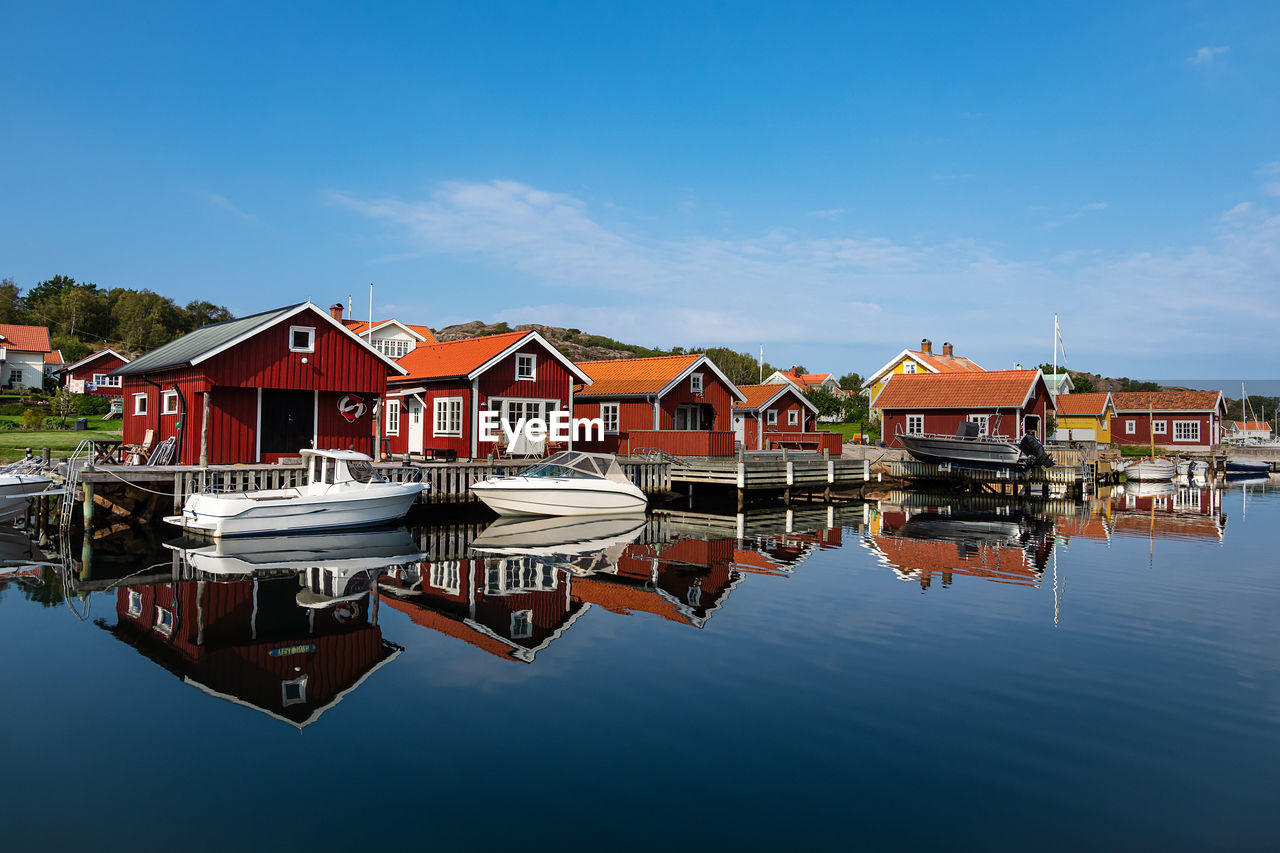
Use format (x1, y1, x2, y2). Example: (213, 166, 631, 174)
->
(522, 451, 605, 480)
(347, 460, 386, 484)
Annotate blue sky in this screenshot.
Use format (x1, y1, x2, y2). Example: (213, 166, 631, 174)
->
(2, 1, 1278, 379)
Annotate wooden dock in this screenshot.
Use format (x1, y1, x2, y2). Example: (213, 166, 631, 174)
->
(887, 459, 1094, 497)
(666, 451, 870, 509)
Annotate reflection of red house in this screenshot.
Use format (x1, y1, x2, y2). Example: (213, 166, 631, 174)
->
(380, 558, 588, 662)
(103, 576, 400, 728)
(870, 535, 1046, 589)
(573, 537, 742, 628)
(573, 354, 746, 457)
(1110, 486, 1226, 541)
(112, 302, 405, 464)
(873, 369, 1054, 445)
(62, 349, 130, 396)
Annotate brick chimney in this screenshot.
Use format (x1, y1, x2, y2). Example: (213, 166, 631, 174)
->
(920, 339, 932, 354)
(942, 341, 953, 357)
(791, 365, 800, 374)
(329, 303, 344, 321)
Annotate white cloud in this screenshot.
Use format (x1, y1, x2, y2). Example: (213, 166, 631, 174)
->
(1188, 46, 1230, 65)
(1080, 201, 1109, 211)
(203, 192, 258, 224)
(806, 208, 846, 218)
(1256, 162, 1280, 196)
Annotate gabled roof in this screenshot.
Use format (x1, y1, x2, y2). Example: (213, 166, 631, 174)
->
(44, 349, 65, 365)
(1230, 421, 1271, 431)
(575, 353, 747, 401)
(733, 383, 819, 414)
(768, 369, 836, 390)
(391, 329, 592, 384)
(0, 323, 53, 352)
(62, 348, 130, 373)
(112, 302, 407, 376)
(862, 347, 984, 390)
(1044, 372, 1075, 393)
(870, 369, 1047, 411)
(1055, 391, 1114, 417)
(342, 318, 437, 345)
(1110, 390, 1224, 413)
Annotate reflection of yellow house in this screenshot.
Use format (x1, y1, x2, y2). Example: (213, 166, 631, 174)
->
(860, 339, 984, 420)
(1052, 392, 1114, 443)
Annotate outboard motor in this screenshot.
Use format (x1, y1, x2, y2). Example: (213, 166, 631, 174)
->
(1019, 433, 1055, 468)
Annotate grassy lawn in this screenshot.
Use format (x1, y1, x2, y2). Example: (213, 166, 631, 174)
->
(818, 422, 880, 443)
(0, 422, 123, 462)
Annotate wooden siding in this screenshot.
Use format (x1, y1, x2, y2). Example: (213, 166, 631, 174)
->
(1112, 411, 1221, 450)
(621, 429, 736, 456)
(64, 352, 128, 395)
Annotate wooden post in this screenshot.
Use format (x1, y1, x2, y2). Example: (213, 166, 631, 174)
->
(82, 476, 95, 534)
(200, 391, 210, 468)
(42, 446, 51, 465)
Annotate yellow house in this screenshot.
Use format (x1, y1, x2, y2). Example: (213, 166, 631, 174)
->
(1052, 392, 1115, 443)
(860, 338, 984, 420)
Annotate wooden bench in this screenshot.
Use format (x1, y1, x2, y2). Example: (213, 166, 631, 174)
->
(422, 447, 459, 461)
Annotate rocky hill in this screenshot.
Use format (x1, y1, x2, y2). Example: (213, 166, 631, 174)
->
(433, 321, 666, 362)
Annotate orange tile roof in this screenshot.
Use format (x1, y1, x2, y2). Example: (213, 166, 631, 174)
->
(382, 597, 517, 660)
(734, 383, 799, 410)
(44, 350, 65, 365)
(1054, 516, 1111, 541)
(342, 319, 438, 344)
(777, 370, 834, 388)
(0, 324, 52, 352)
(872, 535, 1041, 587)
(392, 330, 530, 381)
(1111, 390, 1222, 412)
(571, 575, 687, 624)
(1232, 421, 1271, 431)
(872, 369, 1043, 410)
(1055, 392, 1112, 416)
(575, 353, 702, 397)
(910, 349, 984, 373)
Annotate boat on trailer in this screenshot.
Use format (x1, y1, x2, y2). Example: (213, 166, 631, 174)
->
(896, 421, 1056, 471)
(164, 449, 424, 538)
(470, 451, 647, 517)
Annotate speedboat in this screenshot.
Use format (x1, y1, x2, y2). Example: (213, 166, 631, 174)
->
(163, 449, 424, 538)
(896, 422, 1055, 471)
(470, 451, 647, 517)
(1225, 458, 1270, 475)
(470, 514, 649, 556)
(1121, 456, 1177, 482)
(0, 471, 55, 522)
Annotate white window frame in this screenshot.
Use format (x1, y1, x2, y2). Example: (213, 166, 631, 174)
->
(1173, 420, 1201, 442)
(161, 390, 179, 415)
(92, 372, 122, 388)
(788, 410, 800, 426)
(767, 410, 779, 426)
(516, 353, 536, 381)
(600, 402, 620, 434)
(510, 609, 534, 640)
(1152, 419, 1167, 435)
(127, 590, 143, 618)
(374, 337, 412, 359)
(906, 414, 924, 435)
(430, 561, 461, 595)
(288, 325, 315, 353)
(154, 606, 174, 636)
(968, 414, 990, 436)
(903, 361, 917, 374)
(281, 675, 308, 707)
(1125, 419, 1136, 435)
(133, 393, 148, 416)
(385, 399, 400, 436)
(433, 396, 463, 437)
(691, 372, 704, 394)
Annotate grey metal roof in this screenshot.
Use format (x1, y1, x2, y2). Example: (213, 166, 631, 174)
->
(110, 303, 304, 376)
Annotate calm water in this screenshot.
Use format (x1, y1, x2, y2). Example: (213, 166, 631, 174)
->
(3, 481, 1279, 851)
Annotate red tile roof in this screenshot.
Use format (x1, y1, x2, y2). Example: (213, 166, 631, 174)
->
(872, 535, 1042, 587)
(575, 353, 702, 397)
(734, 383, 803, 411)
(872, 369, 1043, 410)
(0, 324, 52, 352)
(1055, 392, 1112, 416)
(777, 370, 834, 389)
(1111, 391, 1223, 412)
(343, 319, 437, 344)
(910, 349, 984, 373)
(392, 330, 529, 381)
(44, 350, 65, 365)
(1232, 421, 1271, 431)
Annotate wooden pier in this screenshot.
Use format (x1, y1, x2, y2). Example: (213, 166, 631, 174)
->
(887, 459, 1094, 498)
(666, 451, 870, 509)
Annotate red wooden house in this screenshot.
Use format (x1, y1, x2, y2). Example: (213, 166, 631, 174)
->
(110, 302, 406, 465)
(382, 330, 592, 459)
(104, 575, 400, 728)
(61, 348, 130, 396)
(1110, 391, 1225, 452)
(572, 353, 746, 457)
(733, 383, 838, 452)
(872, 368, 1054, 445)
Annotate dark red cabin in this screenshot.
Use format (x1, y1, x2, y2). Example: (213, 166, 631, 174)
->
(62, 348, 130, 396)
(872, 368, 1055, 445)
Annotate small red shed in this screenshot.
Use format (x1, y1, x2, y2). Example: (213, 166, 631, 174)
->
(382, 329, 592, 459)
(732, 383, 823, 450)
(872, 368, 1055, 445)
(110, 302, 406, 464)
(62, 348, 130, 396)
(572, 353, 747, 457)
(1111, 391, 1225, 451)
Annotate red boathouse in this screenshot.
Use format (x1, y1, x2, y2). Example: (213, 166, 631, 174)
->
(872, 368, 1055, 445)
(111, 302, 406, 464)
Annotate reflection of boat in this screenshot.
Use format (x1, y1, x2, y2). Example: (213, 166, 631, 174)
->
(164, 526, 427, 576)
(0, 473, 54, 521)
(1176, 459, 1209, 477)
(1121, 480, 1177, 498)
(471, 514, 648, 556)
(164, 449, 424, 537)
(1225, 459, 1270, 475)
(897, 424, 1055, 471)
(471, 451, 646, 516)
(1121, 457, 1177, 481)
(1224, 473, 1270, 486)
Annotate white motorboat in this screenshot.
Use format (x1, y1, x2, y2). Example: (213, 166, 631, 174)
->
(0, 472, 55, 522)
(164, 526, 429, 576)
(1121, 456, 1177, 482)
(470, 514, 649, 556)
(163, 449, 424, 538)
(470, 451, 647, 517)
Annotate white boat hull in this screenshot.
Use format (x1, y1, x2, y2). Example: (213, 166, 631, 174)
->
(471, 478, 647, 517)
(1123, 458, 1177, 481)
(164, 482, 424, 538)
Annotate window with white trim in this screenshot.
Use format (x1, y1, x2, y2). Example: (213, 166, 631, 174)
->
(289, 325, 315, 353)
(691, 372, 704, 394)
(767, 410, 778, 425)
(373, 338, 412, 359)
(433, 397, 463, 436)
(127, 590, 143, 618)
(1173, 420, 1201, 442)
(154, 606, 174, 636)
(600, 402, 619, 433)
(906, 414, 924, 435)
(1152, 420, 1167, 435)
(516, 354, 536, 381)
(92, 372, 121, 388)
(788, 410, 800, 426)
(161, 390, 179, 415)
(968, 414, 990, 436)
(430, 561, 460, 595)
(281, 675, 308, 707)
(8, 369, 21, 385)
(1125, 419, 1136, 435)
(903, 361, 917, 374)
(510, 609, 533, 639)
(385, 399, 400, 436)
(133, 393, 148, 416)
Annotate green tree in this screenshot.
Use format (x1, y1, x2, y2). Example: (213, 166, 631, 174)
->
(1071, 374, 1096, 393)
(838, 372, 864, 392)
(181, 300, 235, 330)
(0, 278, 22, 323)
(804, 387, 847, 420)
(702, 347, 776, 386)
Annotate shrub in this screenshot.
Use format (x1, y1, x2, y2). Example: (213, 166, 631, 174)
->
(73, 394, 111, 415)
(41, 417, 69, 430)
(20, 409, 43, 430)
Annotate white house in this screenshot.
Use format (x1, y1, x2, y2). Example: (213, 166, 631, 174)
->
(0, 323, 59, 390)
